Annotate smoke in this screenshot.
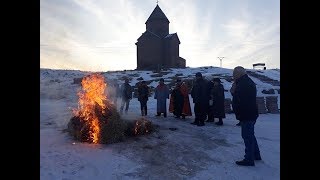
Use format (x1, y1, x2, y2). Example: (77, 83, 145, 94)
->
(119, 112, 142, 122)
(110, 96, 143, 121)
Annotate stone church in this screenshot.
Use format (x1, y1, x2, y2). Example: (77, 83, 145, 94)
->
(135, 5, 186, 70)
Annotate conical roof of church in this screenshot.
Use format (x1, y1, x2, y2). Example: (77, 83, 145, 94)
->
(145, 5, 170, 24)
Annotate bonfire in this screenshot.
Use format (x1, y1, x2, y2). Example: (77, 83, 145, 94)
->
(68, 73, 153, 144)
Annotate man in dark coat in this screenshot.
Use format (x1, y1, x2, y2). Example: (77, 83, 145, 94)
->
(154, 78, 170, 117)
(120, 78, 133, 115)
(191, 72, 209, 126)
(137, 81, 149, 116)
(210, 78, 226, 125)
(169, 79, 184, 118)
(232, 66, 261, 166)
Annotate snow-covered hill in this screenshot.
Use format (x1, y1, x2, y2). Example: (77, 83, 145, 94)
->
(40, 66, 280, 101)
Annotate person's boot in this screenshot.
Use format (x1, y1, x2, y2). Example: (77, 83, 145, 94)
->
(207, 118, 214, 122)
(190, 119, 199, 125)
(156, 112, 161, 116)
(197, 120, 205, 126)
(236, 159, 255, 166)
(191, 122, 198, 125)
(215, 118, 223, 126)
(164, 112, 167, 118)
(197, 122, 205, 126)
(207, 113, 214, 122)
(174, 113, 180, 118)
(215, 121, 223, 126)
(141, 110, 144, 116)
(255, 154, 262, 160)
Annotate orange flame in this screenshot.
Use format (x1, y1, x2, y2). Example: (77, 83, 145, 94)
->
(134, 121, 141, 135)
(73, 73, 108, 143)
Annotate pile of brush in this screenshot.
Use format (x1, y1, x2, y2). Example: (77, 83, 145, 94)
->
(68, 104, 154, 144)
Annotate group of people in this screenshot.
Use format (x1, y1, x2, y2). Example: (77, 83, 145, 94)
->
(190, 67, 261, 167)
(110, 66, 261, 167)
(189, 72, 226, 126)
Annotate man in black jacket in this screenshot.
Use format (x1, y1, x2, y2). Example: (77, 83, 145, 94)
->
(210, 78, 226, 126)
(137, 81, 149, 116)
(232, 66, 261, 166)
(120, 78, 133, 115)
(191, 72, 209, 126)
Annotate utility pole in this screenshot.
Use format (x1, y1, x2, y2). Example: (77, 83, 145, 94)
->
(217, 57, 225, 68)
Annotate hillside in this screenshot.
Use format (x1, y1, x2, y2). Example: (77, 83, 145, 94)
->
(40, 66, 280, 103)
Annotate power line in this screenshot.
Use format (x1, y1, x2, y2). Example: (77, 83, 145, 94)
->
(217, 57, 225, 68)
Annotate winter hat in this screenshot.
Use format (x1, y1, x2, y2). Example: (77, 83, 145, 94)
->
(159, 78, 164, 82)
(233, 66, 246, 80)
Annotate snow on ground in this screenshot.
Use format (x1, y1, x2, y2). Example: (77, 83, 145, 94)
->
(255, 69, 280, 82)
(40, 67, 280, 180)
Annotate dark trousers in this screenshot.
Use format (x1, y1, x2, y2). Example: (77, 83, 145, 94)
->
(241, 121, 261, 162)
(120, 99, 130, 113)
(194, 103, 207, 124)
(140, 101, 147, 116)
(207, 105, 214, 121)
(174, 102, 183, 117)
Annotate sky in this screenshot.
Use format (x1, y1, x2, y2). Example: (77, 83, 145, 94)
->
(41, 67, 280, 179)
(40, 0, 280, 72)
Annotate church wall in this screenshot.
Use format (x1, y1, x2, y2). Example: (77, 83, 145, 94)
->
(165, 37, 180, 68)
(137, 36, 163, 70)
(177, 57, 186, 68)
